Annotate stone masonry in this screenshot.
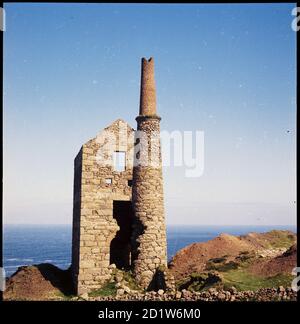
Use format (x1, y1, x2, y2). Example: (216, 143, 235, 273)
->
(131, 57, 167, 289)
(72, 120, 135, 294)
(71, 57, 167, 294)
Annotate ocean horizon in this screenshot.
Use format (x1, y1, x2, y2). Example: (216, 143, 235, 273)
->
(3, 224, 296, 277)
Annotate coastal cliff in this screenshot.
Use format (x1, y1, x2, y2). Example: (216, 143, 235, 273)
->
(3, 230, 297, 301)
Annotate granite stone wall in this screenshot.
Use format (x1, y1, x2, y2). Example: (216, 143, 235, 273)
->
(71, 119, 135, 294)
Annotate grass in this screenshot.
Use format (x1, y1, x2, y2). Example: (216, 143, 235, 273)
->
(122, 270, 141, 291)
(179, 243, 294, 293)
(177, 272, 223, 291)
(215, 249, 294, 291)
(206, 260, 239, 272)
(55, 291, 76, 301)
(88, 270, 141, 297)
(88, 282, 117, 297)
(222, 269, 293, 291)
(257, 230, 296, 249)
(206, 252, 253, 272)
(236, 254, 254, 262)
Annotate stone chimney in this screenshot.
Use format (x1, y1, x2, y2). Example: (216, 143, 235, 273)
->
(139, 57, 157, 116)
(131, 57, 167, 289)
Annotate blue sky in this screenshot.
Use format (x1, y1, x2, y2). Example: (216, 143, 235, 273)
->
(3, 3, 296, 225)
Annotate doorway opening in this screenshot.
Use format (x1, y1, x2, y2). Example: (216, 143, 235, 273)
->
(110, 200, 133, 270)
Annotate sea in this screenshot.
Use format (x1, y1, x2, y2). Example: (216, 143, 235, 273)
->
(3, 224, 296, 278)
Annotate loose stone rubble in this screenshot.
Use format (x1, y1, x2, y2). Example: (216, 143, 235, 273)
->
(74, 286, 296, 302)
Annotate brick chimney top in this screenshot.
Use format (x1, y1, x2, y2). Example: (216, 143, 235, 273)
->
(139, 57, 157, 116)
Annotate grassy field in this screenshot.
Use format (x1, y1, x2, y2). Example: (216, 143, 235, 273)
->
(222, 269, 293, 291)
